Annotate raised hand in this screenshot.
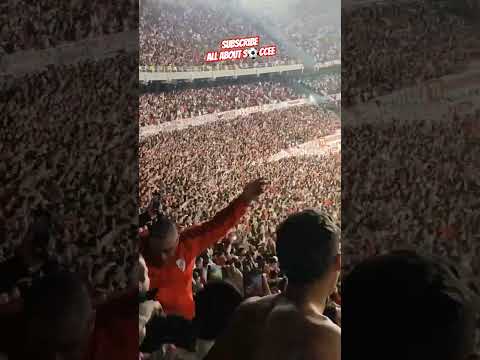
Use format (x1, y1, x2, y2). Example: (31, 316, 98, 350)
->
(240, 178, 270, 203)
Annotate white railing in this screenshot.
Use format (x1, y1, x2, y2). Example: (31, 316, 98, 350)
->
(139, 59, 340, 74)
(139, 61, 298, 73)
(139, 63, 305, 82)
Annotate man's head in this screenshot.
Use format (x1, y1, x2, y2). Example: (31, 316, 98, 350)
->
(147, 214, 179, 267)
(23, 272, 95, 360)
(213, 251, 227, 266)
(342, 251, 477, 360)
(276, 209, 340, 291)
(194, 281, 243, 341)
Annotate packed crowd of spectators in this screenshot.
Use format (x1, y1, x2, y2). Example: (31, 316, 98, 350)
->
(341, 0, 479, 309)
(140, 81, 303, 126)
(342, 0, 475, 106)
(341, 0, 480, 351)
(295, 74, 341, 111)
(0, 0, 137, 55)
(140, 104, 340, 256)
(343, 110, 480, 348)
(299, 73, 341, 96)
(139, 103, 341, 357)
(1, 3, 139, 357)
(139, 104, 340, 262)
(284, 19, 340, 66)
(139, 0, 341, 70)
(1, 54, 138, 303)
(140, 103, 340, 219)
(140, 0, 292, 68)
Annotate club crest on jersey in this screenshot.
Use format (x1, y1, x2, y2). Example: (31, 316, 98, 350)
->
(176, 258, 186, 272)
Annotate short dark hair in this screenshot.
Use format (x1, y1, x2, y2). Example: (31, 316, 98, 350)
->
(276, 209, 340, 285)
(149, 214, 176, 239)
(342, 250, 477, 360)
(194, 281, 243, 340)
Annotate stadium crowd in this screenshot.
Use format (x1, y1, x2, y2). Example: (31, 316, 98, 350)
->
(140, 81, 303, 125)
(140, 0, 292, 68)
(1, 0, 478, 357)
(342, 0, 475, 106)
(343, 107, 480, 349)
(1, 54, 138, 302)
(137, 96, 479, 358)
(0, 0, 137, 54)
(299, 74, 341, 96)
(340, 0, 480, 352)
(139, 0, 341, 70)
(140, 104, 340, 219)
(343, 113, 479, 276)
(0, 48, 141, 359)
(284, 19, 340, 65)
(138, 103, 341, 358)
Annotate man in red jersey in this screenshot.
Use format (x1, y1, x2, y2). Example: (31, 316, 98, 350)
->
(141, 178, 269, 320)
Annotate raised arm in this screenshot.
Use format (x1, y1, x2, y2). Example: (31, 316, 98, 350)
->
(182, 178, 269, 258)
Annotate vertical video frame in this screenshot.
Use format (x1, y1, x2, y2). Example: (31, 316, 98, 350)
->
(139, 0, 342, 358)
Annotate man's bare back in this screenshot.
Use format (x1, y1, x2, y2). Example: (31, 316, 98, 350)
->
(205, 294, 341, 360)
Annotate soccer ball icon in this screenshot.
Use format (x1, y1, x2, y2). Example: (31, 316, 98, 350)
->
(247, 48, 258, 59)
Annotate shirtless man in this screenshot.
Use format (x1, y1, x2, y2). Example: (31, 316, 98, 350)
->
(205, 209, 341, 360)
